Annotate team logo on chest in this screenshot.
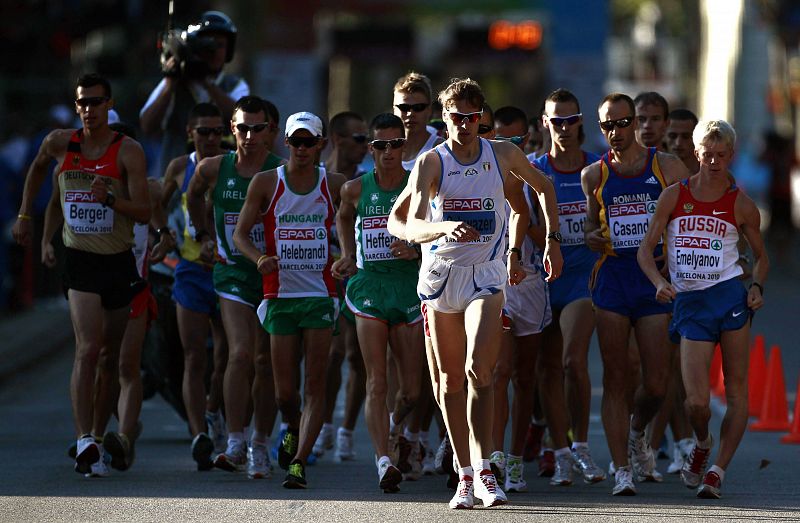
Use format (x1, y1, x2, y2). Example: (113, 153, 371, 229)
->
(370, 193, 379, 204)
(227, 178, 236, 188)
(482, 161, 491, 171)
(683, 202, 694, 214)
(465, 168, 478, 177)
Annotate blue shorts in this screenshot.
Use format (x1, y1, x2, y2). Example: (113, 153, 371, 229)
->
(549, 261, 592, 311)
(591, 256, 672, 320)
(172, 258, 218, 315)
(669, 278, 749, 343)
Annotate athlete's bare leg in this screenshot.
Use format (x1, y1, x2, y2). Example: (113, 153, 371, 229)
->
(220, 298, 258, 434)
(177, 304, 211, 437)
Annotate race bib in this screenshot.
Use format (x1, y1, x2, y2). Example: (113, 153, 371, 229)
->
(276, 227, 328, 271)
(360, 215, 397, 262)
(672, 235, 726, 282)
(64, 190, 114, 234)
(224, 212, 265, 256)
(558, 200, 587, 246)
(607, 200, 657, 249)
(442, 198, 496, 243)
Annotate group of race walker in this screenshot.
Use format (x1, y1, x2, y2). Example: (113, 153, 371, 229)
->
(12, 68, 768, 509)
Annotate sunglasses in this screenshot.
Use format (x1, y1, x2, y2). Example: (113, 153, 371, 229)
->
(287, 136, 320, 148)
(348, 133, 368, 144)
(598, 116, 634, 132)
(370, 138, 406, 150)
(395, 103, 429, 113)
(446, 111, 483, 124)
(235, 122, 271, 134)
(548, 113, 582, 127)
(495, 134, 527, 146)
(194, 126, 225, 136)
(478, 124, 494, 135)
(75, 96, 109, 108)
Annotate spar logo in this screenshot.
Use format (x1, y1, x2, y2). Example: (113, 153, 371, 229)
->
(362, 216, 388, 229)
(675, 236, 710, 249)
(224, 214, 239, 225)
(647, 201, 657, 213)
(711, 239, 722, 250)
(64, 191, 98, 203)
(609, 202, 646, 217)
(558, 201, 586, 215)
(278, 228, 316, 240)
(443, 199, 483, 211)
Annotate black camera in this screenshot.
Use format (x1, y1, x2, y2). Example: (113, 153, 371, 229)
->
(158, 11, 237, 80)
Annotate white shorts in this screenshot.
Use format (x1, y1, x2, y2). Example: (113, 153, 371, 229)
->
(503, 272, 551, 336)
(418, 256, 506, 313)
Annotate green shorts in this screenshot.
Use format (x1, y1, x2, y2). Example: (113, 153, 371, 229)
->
(345, 270, 422, 326)
(213, 262, 262, 309)
(258, 297, 338, 335)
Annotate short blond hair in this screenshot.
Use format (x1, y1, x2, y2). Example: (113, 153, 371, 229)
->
(394, 71, 432, 103)
(438, 77, 485, 111)
(693, 119, 736, 151)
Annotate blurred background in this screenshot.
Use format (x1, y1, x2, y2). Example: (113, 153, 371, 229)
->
(1, 0, 799, 314)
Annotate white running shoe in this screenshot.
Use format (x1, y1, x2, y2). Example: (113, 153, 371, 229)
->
(608, 460, 616, 476)
(421, 442, 436, 475)
(449, 475, 475, 509)
(85, 448, 110, 478)
(549, 452, 574, 486)
(75, 436, 100, 475)
(474, 468, 508, 507)
(335, 428, 356, 461)
(505, 457, 527, 493)
(667, 438, 693, 474)
(248, 441, 271, 479)
(434, 435, 451, 475)
(205, 411, 227, 454)
(681, 436, 712, 489)
(214, 439, 247, 472)
(572, 446, 606, 483)
(313, 424, 334, 457)
(489, 451, 506, 485)
(377, 458, 402, 493)
(628, 431, 662, 482)
(404, 441, 422, 481)
(612, 465, 637, 496)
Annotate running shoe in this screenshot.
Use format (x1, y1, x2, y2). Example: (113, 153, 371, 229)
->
(191, 433, 214, 471)
(283, 460, 307, 489)
(103, 431, 132, 471)
(434, 434, 452, 475)
(213, 439, 246, 472)
(396, 436, 412, 473)
(489, 451, 506, 485)
(278, 429, 299, 470)
(421, 441, 436, 475)
(549, 452, 574, 486)
(248, 441, 271, 479)
(205, 410, 227, 454)
(608, 460, 616, 476)
(523, 423, 545, 463)
(85, 449, 110, 478)
(75, 436, 100, 475)
(538, 449, 555, 477)
(681, 436, 712, 489)
(667, 438, 693, 474)
(404, 441, 422, 481)
(271, 426, 287, 461)
(572, 446, 606, 483)
(612, 465, 636, 496)
(335, 428, 356, 461)
(473, 469, 508, 507)
(628, 431, 662, 482)
(697, 470, 722, 499)
(505, 457, 527, 493)
(377, 458, 402, 493)
(313, 424, 334, 457)
(656, 436, 669, 460)
(449, 475, 474, 509)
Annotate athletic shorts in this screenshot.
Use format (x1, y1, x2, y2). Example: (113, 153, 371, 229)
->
(130, 283, 158, 326)
(548, 260, 593, 311)
(213, 262, 261, 309)
(173, 258, 217, 315)
(418, 256, 506, 314)
(669, 278, 750, 343)
(63, 247, 144, 310)
(504, 272, 551, 336)
(257, 297, 339, 335)
(346, 269, 422, 326)
(591, 256, 672, 320)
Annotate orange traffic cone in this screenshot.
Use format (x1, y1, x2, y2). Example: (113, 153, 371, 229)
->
(711, 344, 726, 398)
(748, 335, 767, 417)
(750, 346, 791, 431)
(780, 374, 800, 444)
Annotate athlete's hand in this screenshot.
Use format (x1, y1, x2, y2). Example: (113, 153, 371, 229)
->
(507, 254, 526, 286)
(12, 217, 32, 246)
(747, 284, 764, 311)
(584, 228, 610, 253)
(150, 230, 177, 264)
(331, 256, 357, 280)
(442, 221, 479, 242)
(41, 241, 56, 268)
(390, 240, 418, 260)
(655, 280, 676, 303)
(90, 175, 110, 204)
(256, 255, 280, 275)
(543, 242, 563, 282)
(199, 239, 216, 264)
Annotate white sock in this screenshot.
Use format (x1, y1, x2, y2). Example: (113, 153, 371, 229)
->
(709, 464, 725, 482)
(459, 465, 474, 479)
(228, 432, 244, 445)
(251, 432, 268, 446)
(404, 429, 419, 442)
(322, 422, 333, 433)
(377, 455, 392, 468)
(475, 459, 490, 472)
(630, 427, 644, 439)
(338, 427, 353, 436)
(419, 430, 429, 446)
(572, 441, 588, 451)
(279, 422, 289, 432)
(554, 447, 571, 458)
(696, 434, 712, 449)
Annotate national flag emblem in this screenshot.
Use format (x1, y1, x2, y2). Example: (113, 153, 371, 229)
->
(683, 202, 694, 214)
(482, 161, 490, 171)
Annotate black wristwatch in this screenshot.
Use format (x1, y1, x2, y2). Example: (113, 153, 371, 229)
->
(507, 247, 522, 259)
(546, 231, 563, 242)
(104, 192, 116, 208)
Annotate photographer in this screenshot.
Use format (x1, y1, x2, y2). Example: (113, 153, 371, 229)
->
(140, 10, 249, 175)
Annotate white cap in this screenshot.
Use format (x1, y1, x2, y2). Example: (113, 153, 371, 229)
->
(285, 111, 323, 137)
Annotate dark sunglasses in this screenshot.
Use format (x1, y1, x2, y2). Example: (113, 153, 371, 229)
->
(235, 122, 270, 134)
(75, 96, 109, 108)
(194, 126, 225, 136)
(395, 103, 429, 113)
(287, 136, 320, 148)
(495, 134, 527, 146)
(349, 133, 368, 144)
(598, 116, 634, 132)
(370, 138, 406, 150)
(478, 124, 494, 135)
(548, 113, 582, 127)
(446, 111, 483, 124)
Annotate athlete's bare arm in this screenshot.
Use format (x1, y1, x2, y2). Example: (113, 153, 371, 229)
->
(581, 161, 610, 252)
(233, 170, 278, 274)
(103, 138, 151, 224)
(637, 183, 681, 302)
(13, 129, 72, 246)
(187, 155, 223, 263)
(326, 172, 347, 208)
(41, 171, 63, 268)
(331, 178, 362, 279)
(160, 155, 189, 209)
(736, 191, 769, 311)
(656, 151, 692, 186)
(387, 184, 412, 241)
(149, 178, 176, 263)
(503, 173, 530, 285)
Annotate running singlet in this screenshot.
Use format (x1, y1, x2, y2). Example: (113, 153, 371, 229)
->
(402, 128, 439, 172)
(57, 129, 134, 254)
(178, 152, 203, 263)
(594, 147, 666, 259)
(424, 138, 507, 266)
(355, 170, 416, 275)
(262, 165, 337, 298)
(212, 152, 281, 265)
(667, 180, 742, 292)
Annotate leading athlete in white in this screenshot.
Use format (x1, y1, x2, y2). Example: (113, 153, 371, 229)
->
(637, 120, 768, 499)
(403, 78, 562, 509)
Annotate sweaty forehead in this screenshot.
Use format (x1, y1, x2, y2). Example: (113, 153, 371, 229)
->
(599, 100, 632, 120)
(233, 109, 265, 124)
(373, 127, 404, 140)
(667, 119, 696, 134)
(76, 85, 107, 99)
(636, 103, 665, 118)
(545, 99, 578, 116)
(393, 91, 428, 105)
